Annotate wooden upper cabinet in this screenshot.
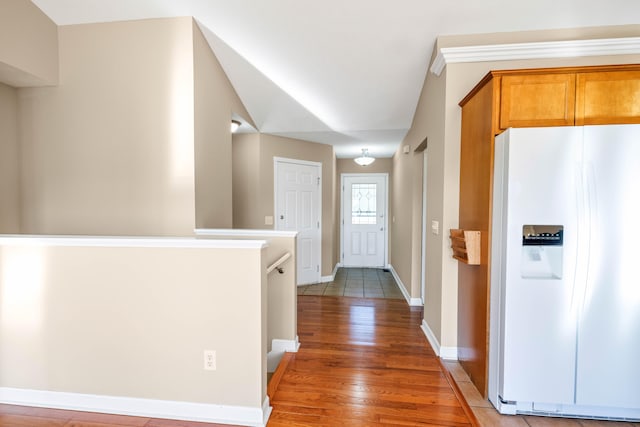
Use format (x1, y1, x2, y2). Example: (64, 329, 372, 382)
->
(499, 73, 576, 129)
(575, 70, 640, 125)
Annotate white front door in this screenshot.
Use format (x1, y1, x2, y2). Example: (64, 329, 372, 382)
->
(342, 174, 387, 268)
(275, 158, 321, 285)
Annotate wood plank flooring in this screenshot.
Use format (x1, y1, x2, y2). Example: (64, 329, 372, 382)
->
(268, 295, 474, 426)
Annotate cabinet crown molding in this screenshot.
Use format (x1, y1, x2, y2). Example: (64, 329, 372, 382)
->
(430, 37, 640, 76)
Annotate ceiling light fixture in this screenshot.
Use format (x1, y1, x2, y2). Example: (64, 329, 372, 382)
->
(231, 120, 241, 133)
(354, 148, 375, 166)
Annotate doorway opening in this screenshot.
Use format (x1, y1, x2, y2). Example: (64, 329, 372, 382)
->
(340, 173, 388, 268)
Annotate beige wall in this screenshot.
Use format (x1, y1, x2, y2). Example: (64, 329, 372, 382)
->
(0, 84, 20, 233)
(0, 0, 58, 86)
(405, 26, 640, 351)
(195, 230, 298, 354)
(390, 147, 421, 297)
(193, 24, 254, 230)
(17, 18, 197, 236)
(420, 69, 448, 342)
(13, 17, 250, 237)
(232, 133, 262, 229)
(232, 133, 338, 276)
(377, 54, 449, 336)
(336, 157, 392, 175)
(0, 238, 267, 417)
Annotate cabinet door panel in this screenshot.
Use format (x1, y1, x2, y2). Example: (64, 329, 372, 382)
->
(576, 70, 640, 125)
(499, 73, 575, 129)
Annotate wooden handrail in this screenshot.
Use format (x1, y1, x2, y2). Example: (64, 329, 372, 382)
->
(267, 252, 292, 274)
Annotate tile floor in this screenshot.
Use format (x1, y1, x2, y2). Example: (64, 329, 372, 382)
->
(296, 267, 405, 299)
(443, 360, 639, 427)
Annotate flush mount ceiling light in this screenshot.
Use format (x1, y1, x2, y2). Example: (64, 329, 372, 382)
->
(354, 148, 375, 166)
(230, 120, 241, 133)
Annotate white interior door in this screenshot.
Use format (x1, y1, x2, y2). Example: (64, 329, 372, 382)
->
(342, 174, 387, 268)
(275, 158, 321, 285)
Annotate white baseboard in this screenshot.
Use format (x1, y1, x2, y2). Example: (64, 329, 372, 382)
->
(387, 264, 423, 306)
(320, 263, 341, 283)
(421, 319, 458, 360)
(267, 337, 300, 372)
(333, 262, 341, 276)
(0, 387, 271, 427)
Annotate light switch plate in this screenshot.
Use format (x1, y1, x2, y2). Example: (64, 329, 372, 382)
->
(265, 216, 274, 226)
(431, 220, 439, 235)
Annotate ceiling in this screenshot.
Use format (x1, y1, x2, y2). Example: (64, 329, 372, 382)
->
(31, 0, 639, 158)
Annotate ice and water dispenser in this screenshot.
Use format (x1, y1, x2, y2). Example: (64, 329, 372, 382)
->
(521, 225, 563, 279)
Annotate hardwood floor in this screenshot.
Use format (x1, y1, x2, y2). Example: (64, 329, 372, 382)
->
(267, 295, 475, 426)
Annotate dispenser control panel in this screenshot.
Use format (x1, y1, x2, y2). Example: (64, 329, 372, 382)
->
(522, 225, 563, 246)
(521, 225, 564, 279)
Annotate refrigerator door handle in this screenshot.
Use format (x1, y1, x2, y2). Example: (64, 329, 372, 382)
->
(572, 162, 595, 314)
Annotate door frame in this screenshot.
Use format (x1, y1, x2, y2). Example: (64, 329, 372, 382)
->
(274, 157, 322, 284)
(340, 173, 389, 268)
(421, 151, 428, 305)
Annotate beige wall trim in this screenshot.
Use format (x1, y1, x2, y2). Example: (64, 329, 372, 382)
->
(388, 264, 423, 307)
(0, 235, 267, 249)
(0, 387, 271, 427)
(195, 229, 298, 238)
(430, 36, 640, 76)
(420, 319, 458, 360)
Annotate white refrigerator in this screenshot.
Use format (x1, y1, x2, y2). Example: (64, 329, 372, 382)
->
(489, 124, 640, 420)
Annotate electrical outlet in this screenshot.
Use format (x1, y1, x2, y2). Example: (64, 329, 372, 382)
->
(203, 350, 216, 371)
